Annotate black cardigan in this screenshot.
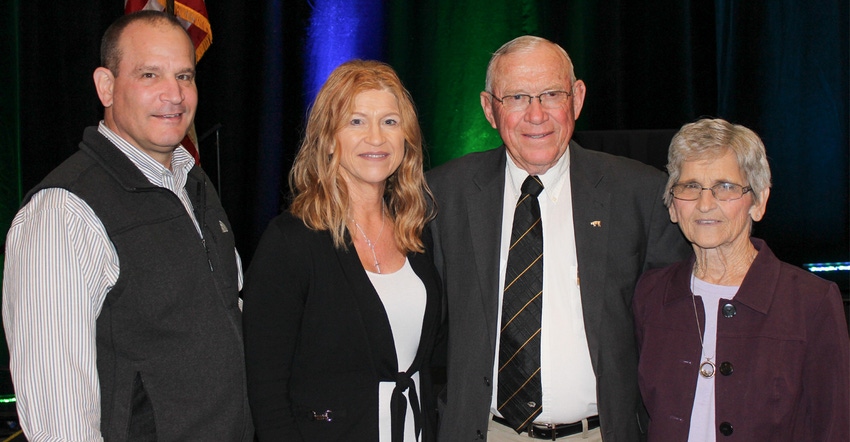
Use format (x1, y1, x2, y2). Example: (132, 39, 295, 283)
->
(243, 211, 442, 441)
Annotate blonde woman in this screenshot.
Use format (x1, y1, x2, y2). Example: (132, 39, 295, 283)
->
(243, 60, 440, 442)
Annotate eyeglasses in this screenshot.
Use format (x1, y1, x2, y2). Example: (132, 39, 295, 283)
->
(670, 182, 753, 202)
(486, 90, 572, 112)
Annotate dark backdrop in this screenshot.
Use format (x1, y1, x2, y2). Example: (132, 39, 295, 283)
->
(2, 0, 847, 276)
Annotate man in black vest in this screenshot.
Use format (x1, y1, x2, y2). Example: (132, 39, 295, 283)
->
(2, 11, 253, 441)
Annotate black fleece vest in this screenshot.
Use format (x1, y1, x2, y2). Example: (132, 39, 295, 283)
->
(26, 127, 253, 441)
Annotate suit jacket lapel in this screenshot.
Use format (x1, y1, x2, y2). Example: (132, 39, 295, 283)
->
(569, 141, 612, 362)
(467, 147, 508, 350)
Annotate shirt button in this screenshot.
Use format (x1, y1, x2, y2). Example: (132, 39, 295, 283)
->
(719, 422, 733, 436)
(719, 362, 734, 376)
(722, 303, 737, 318)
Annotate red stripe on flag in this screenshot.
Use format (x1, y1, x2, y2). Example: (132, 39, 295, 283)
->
(124, 0, 149, 13)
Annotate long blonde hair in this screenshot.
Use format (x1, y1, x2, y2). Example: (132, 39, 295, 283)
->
(288, 59, 435, 253)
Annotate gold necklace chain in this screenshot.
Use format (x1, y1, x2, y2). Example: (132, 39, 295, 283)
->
(690, 274, 716, 378)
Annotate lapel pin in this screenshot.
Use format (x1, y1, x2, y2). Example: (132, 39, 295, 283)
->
(591, 220, 602, 227)
(219, 220, 229, 233)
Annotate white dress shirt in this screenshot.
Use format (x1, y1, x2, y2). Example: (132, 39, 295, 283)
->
(490, 150, 599, 424)
(2, 122, 242, 442)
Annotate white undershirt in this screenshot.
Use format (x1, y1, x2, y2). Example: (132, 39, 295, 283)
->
(491, 151, 599, 424)
(688, 275, 739, 442)
(367, 258, 426, 442)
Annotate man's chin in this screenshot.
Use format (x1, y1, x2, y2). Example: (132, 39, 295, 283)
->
(156, 130, 191, 147)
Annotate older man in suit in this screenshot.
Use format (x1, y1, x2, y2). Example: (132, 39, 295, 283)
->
(427, 36, 690, 441)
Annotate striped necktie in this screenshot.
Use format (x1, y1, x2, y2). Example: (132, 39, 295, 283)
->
(497, 174, 544, 432)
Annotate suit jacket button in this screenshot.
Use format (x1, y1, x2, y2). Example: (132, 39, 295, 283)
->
(484, 376, 490, 387)
(719, 361, 734, 376)
(476, 429, 485, 439)
(722, 303, 737, 318)
(719, 422, 733, 436)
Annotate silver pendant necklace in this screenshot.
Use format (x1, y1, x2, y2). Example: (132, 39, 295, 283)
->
(351, 207, 386, 274)
(690, 275, 716, 378)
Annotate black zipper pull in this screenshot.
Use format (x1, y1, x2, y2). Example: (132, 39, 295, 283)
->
(202, 238, 214, 272)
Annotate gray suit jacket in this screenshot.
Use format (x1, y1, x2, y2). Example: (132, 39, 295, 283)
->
(427, 142, 691, 441)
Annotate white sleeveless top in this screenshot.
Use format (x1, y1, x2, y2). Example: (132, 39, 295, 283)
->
(367, 258, 427, 442)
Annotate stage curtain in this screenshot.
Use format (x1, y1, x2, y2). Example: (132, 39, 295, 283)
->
(5, 0, 847, 270)
(715, 0, 849, 264)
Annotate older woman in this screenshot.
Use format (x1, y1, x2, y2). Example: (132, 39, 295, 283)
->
(243, 60, 440, 442)
(633, 118, 849, 441)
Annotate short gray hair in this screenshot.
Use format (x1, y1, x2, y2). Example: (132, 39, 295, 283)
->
(484, 36, 577, 93)
(665, 118, 772, 206)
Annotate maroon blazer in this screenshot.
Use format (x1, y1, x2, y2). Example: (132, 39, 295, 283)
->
(633, 238, 850, 441)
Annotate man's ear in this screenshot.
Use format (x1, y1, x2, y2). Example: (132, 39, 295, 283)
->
(480, 92, 498, 130)
(93, 67, 115, 108)
(571, 79, 587, 120)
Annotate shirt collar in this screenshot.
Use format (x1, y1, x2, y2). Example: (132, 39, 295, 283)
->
(663, 238, 778, 315)
(505, 146, 570, 201)
(98, 121, 195, 188)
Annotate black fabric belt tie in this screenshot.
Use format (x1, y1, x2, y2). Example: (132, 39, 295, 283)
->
(390, 371, 421, 442)
(493, 415, 600, 440)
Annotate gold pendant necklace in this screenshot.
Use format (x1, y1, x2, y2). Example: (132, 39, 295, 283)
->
(691, 275, 715, 379)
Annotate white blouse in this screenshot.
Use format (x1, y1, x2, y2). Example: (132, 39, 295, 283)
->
(688, 275, 739, 442)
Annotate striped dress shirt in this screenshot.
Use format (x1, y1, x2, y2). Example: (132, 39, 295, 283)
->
(2, 122, 242, 441)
